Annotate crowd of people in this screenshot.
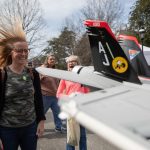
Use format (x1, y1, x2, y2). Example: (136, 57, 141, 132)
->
(0, 19, 89, 150)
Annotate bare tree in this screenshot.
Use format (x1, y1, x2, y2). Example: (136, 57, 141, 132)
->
(0, 0, 46, 53)
(81, 0, 123, 28)
(64, 0, 124, 35)
(63, 15, 84, 39)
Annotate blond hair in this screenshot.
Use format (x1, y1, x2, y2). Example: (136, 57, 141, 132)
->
(0, 18, 26, 68)
(65, 55, 80, 65)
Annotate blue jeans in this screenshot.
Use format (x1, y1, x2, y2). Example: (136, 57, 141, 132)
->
(43, 95, 62, 129)
(66, 125, 87, 150)
(0, 121, 37, 150)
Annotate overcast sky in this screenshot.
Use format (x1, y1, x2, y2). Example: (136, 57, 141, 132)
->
(39, 0, 137, 39)
(0, 0, 137, 56)
(39, 0, 86, 38)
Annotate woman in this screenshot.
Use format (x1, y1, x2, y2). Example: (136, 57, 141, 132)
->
(40, 54, 65, 132)
(0, 20, 45, 150)
(57, 55, 90, 150)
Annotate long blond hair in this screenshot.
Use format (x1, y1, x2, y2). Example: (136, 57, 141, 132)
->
(0, 18, 27, 68)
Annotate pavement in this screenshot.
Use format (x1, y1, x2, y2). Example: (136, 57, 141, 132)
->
(37, 111, 120, 150)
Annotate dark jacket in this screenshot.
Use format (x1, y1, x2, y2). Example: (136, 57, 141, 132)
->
(0, 68, 46, 123)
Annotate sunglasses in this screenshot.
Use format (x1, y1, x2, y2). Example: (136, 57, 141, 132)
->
(12, 48, 30, 54)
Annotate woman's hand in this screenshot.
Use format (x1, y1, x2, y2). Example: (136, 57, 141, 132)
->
(36, 120, 45, 138)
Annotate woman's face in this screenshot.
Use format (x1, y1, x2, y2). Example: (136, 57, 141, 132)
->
(47, 56, 56, 68)
(11, 41, 29, 66)
(67, 60, 78, 71)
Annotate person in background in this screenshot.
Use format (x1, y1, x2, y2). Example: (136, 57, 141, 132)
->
(40, 54, 66, 133)
(57, 55, 90, 150)
(0, 19, 45, 150)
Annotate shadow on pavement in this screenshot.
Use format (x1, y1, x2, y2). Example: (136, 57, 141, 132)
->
(41, 129, 66, 139)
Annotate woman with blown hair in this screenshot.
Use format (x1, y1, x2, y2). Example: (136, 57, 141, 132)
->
(0, 19, 45, 150)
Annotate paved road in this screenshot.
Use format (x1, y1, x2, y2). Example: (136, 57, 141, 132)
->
(37, 111, 119, 150)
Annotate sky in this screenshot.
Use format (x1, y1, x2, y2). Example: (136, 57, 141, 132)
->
(0, 0, 137, 56)
(39, 0, 86, 38)
(39, 0, 137, 39)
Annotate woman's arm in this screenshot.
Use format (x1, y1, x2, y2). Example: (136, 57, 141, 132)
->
(56, 80, 66, 99)
(32, 69, 46, 122)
